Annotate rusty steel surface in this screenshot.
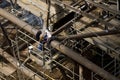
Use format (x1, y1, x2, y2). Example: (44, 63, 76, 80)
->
(0, 8, 119, 80)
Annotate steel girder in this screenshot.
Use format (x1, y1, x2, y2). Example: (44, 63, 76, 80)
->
(0, 8, 119, 80)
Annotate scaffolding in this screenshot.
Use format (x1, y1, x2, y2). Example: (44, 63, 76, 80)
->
(0, 0, 120, 80)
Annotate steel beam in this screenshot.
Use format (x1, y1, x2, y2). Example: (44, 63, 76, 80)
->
(0, 8, 119, 80)
(57, 29, 120, 40)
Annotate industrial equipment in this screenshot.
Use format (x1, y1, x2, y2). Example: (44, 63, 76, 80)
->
(0, 0, 120, 80)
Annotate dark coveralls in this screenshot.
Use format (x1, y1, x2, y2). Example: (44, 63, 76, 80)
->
(36, 31, 48, 51)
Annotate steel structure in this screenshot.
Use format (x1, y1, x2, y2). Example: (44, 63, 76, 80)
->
(0, 0, 120, 80)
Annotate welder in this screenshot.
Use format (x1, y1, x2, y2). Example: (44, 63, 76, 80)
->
(36, 30, 49, 51)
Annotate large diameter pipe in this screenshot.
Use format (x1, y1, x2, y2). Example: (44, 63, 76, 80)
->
(0, 8, 37, 36)
(50, 41, 119, 80)
(0, 8, 119, 80)
(58, 29, 120, 40)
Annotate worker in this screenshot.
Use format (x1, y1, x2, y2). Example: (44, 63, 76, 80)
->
(40, 32, 48, 43)
(36, 30, 51, 51)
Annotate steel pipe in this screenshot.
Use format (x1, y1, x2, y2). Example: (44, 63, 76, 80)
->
(51, 0, 119, 29)
(57, 29, 120, 40)
(86, 0, 120, 15)
(0, 8, 38, 36)
(50, 40, 119, 80)
(52, 7, 95, 36)
(0, 8, 119, 80)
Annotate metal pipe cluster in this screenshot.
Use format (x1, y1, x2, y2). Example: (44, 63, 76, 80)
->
(0, 8, 119, 80)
